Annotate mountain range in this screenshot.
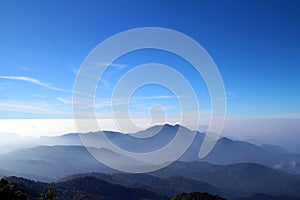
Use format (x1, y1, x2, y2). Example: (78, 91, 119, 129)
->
(0, 124, 300, 199)
(2, 124, 299, 174)
(4, 169, 300, 200)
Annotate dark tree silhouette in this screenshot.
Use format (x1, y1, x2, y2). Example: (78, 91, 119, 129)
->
(40, 185, 55, 200)
(0, 178, 27, 200)
(170, 192, 226, 200)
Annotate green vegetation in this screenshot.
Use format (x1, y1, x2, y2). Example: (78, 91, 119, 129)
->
(7, 176, 167, 200)
(40, 186, 55, 200)
(0, 178, 58, 200)
(3, 175, 299, 200)
(0, 178, 27, 200)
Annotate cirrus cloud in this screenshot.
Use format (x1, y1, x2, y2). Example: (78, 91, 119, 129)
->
(0, 76, 71, 92)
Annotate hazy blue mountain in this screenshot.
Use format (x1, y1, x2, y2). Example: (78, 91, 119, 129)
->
(2, 154, 300, 198)
(6, 172, 300, 200)
(244, 138, 265, 146)
(7, 176, 167, 200)
(0, 168, 47, 181)
(152, 161, 300, 197)
(1, 122, 299, 198)
(0, 168, 10, 177)
(41, 124, 300, 175)
(164, 176, 220, 196)
(202, 137, 281, 165)
(2, 143, 300, 198)
(260, 144, 290, 154)
(66, 125, 300, 175)
(200, 137, 300, 174)
(81, 124, 193, 154)
(0, 144, 158, 181)
(0, 145, 116, 181)
(1, 124, 300, 176)
(59, 172, 220, 197)
(38, 132, 82, 146)
(26, 124, 186, 153)
(55, 176, 166, 200)
(234, 193, 300, 200)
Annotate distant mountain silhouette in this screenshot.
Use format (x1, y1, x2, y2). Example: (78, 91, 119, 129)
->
(234, 193, 300, 200)
(199, 137, 300, 174)
(2, 124, 299, 174)
(7, 175, 299, 200)
(59, 172, 220, 197)
(7, 176, 167, 200)
(0, 145, 115, 181)
(152, 161, 300, 197)
(1, 124, 300, 198)
(260, 144, 290, 154)
(22, 124, 300, 175)
(4, 160, 300, 199)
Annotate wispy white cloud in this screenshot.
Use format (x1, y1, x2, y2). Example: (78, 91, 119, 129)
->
(72, 62, 126, 76)
(132, 104, 177, 112)
(90, 62, 127, 70)
(109, 63, 127, 70)
(71, 62, 127, 91)
(131, 95, 179, 101)
(93, 99, 122, 109)
(56, 97, 72, 104)
(93, 95, 181, 109)
(0, 102, 48, 113)
(0, 76, 71, 92)
(0, 100, 71, 116)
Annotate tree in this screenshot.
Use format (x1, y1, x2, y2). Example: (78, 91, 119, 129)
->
(40, 185, 55, 200)
(0, 178, 27, 200)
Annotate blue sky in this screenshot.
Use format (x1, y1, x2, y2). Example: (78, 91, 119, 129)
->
(0, 0, 299, 130)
